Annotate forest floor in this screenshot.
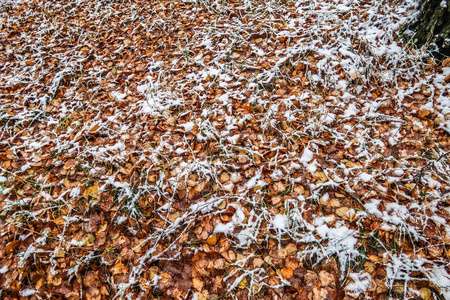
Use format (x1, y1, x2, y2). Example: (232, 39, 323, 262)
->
(1, 0, 450, 299)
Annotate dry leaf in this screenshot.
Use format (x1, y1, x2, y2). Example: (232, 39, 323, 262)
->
(280, 266, 293, 279)
(239, 277, 247, 289)
(206, 235, 217, 246)
(87, 185, 100, 198)
(113, 262, 127, 275)
(6, 240, 20, 254)
(193, 277, 204, 292)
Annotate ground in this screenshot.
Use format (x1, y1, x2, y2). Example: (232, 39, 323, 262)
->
(1, 0, 450, 299)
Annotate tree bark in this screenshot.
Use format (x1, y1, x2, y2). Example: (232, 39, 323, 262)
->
(403, 0, 450, 59)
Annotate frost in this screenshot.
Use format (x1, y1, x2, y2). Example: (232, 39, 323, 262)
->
(180, 121, 195, 131)
(273, 214, 288, 230)
(359, 172, 372, 182)
(20, 289, 36, 297)
(300, 148, 314, 165)
(345, 272, 372, 297)
(116, 215, 128, 225)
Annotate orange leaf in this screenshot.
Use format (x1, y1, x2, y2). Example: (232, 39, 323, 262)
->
(87, 185, 100, 198)
(280, 266, 293, 279)
(113, 262, 127, 275)
(206, 235, 217, 246)
(6, 240, 20, 254)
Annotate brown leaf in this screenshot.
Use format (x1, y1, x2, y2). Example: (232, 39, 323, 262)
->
(443, 57, 450, 67)
(192, 277, 204, 291)
(87, 185, 100, 198)
(6, 240, 20, 254)
(206, 235, 217, 246)
(444, 74, 450, 83)
(113, 262, 127, 275)
(280, 266, 294, 279)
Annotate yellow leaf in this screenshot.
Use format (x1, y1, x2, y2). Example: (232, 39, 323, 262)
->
(52, 216, 65, 225)
(217, 201, 226, 209)
(206, 235, 217, 246)
(87, 234, 95, 244)
(87, 185, 100, 198)
(114, 262, 127, 275)
(239, 277, 247, 289)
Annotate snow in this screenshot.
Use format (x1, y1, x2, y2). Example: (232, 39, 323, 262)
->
(0, 266, 8, 274)
(111, 91, 127, 101)
(273, 214, 288, 230)
(345, 272, 372, 297)
(359, 172, 372, 182)
(364, 199, 382, 218)
(214, 222, 233, 234)
(343, 103, 358, 118)
(20, 289, 36, 297)
(426, 267, 450, 298)
(3, 0, 449, 297)
(180, 121, 195, 131)
(116, 215, 128, 225)
(218, 93, 229, 105)
(300, 148, 314, 165)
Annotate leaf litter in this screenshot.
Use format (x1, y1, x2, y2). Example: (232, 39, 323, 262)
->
(0, 0, 450, 299)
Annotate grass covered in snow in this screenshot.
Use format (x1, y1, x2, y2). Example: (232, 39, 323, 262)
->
(1, 0, 450, 299)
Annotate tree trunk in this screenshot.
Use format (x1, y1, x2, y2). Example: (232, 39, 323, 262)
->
(403, 0, 450, 59)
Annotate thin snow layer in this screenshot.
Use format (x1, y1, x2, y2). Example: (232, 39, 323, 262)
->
(345, 272, 372, 297)
(3, 0, 450, 298)
(20, 289, 36, 297)
(273, 214, 288, 230)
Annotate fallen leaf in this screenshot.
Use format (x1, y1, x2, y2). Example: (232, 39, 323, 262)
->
(193, 277, 204, 291)
(6, 240, 20, 254)
(113, 262, 127, 275)
(280, 266, 293, 279)
(206, 235, 217, 246)
(239, 277, 247, 289)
